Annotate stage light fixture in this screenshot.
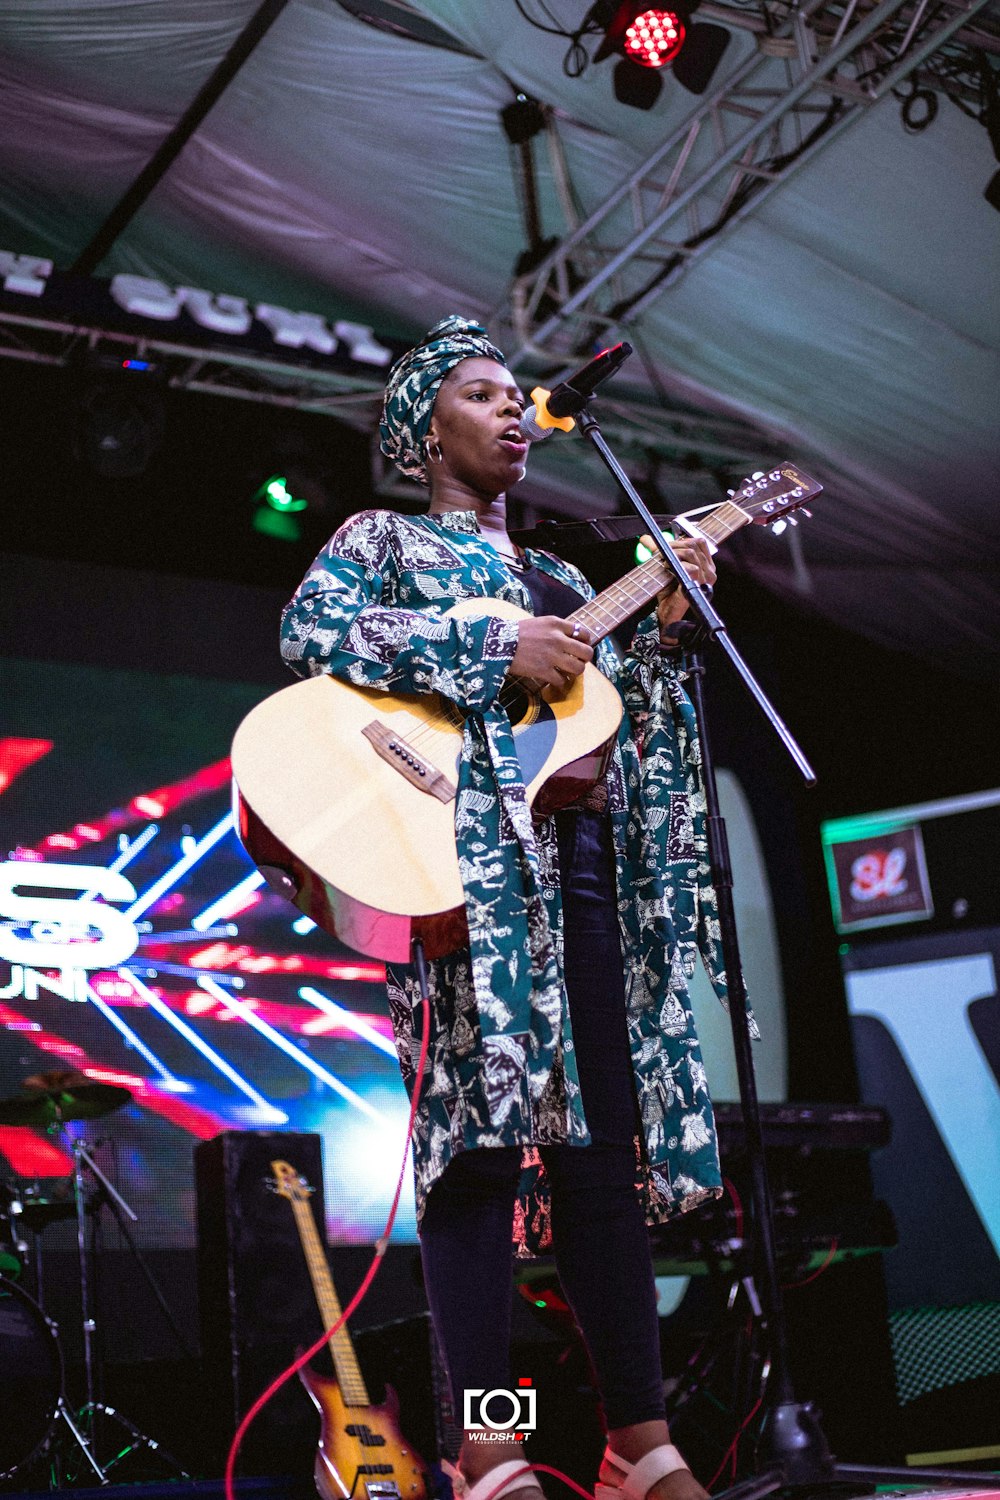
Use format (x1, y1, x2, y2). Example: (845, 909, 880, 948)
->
(252, 473, 309, 541)
(262, 475, 308, 513)
(622, 8, 687, 68)
(590, 1, 730, 105)
(613, 57, 664, 108)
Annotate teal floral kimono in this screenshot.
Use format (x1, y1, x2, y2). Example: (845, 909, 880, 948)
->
(280, 507, 735, 1253)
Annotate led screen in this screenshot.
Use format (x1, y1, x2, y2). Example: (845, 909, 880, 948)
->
(0, 655, 417, 1249)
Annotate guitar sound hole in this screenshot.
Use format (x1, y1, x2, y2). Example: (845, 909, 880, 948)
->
(502, 683, 537, 729)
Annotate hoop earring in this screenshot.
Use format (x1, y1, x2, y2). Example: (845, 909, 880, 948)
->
(425, 437, 443, 465)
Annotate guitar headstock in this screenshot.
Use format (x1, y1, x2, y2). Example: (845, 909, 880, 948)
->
(729, 462, 823, 531)
(268, 1158, 314, 1203)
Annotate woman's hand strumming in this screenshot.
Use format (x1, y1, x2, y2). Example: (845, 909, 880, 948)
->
(509, 616, 594, 690)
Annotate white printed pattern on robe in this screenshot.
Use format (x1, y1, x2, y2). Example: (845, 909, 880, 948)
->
(280, 506, 734, 1252)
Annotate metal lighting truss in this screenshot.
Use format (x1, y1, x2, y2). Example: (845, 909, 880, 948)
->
(503, 0, 996, 363)
(0, 313, 388, 424)
(0, 295, 786, 481)
(0, 0, 990, 483)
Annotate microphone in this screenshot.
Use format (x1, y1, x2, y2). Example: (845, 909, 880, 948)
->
(518, 341, 634, 441)
(548, 340, 633, 416)
(519, 387, 576, 443)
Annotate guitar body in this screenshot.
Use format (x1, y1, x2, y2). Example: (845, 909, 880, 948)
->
(299, 1364, 427, 1500)
(232, 595, 623, 962)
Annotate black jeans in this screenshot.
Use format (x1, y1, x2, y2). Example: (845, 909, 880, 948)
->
(419, 810, 667, 1430)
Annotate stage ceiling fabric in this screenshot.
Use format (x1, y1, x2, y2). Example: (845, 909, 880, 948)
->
(0, 0, 998, 678)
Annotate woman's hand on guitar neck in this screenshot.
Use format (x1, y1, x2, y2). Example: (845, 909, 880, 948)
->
(509, 615, 594, 691)
(643, 534, 716, 642)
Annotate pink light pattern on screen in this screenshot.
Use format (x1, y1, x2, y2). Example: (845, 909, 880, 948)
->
(0, 1125, 73, 1176)
(13, 758, 232, 857)
(0, 737, 55, 795)
(2, 751, 396, 1184)
(175, 940, 385, 985)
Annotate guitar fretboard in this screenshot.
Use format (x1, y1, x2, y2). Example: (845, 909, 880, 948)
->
(567, 498, 751, 643)
(275, 1164, 370, 1407)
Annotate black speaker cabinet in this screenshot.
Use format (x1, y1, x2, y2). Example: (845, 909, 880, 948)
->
(195, 1130, 328, 1477)
(353, 1311, 459, 1465)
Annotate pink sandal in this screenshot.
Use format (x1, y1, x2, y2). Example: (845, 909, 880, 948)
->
(596, 1443, 692, 1500)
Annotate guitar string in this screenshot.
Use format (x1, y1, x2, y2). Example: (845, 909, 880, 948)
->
(286, 1185, 370, 1400)
(369, 486, 799, 762)
(391, 502, 743, 759)
(391, 556, 676, 760)
(379, 505, 739, 762)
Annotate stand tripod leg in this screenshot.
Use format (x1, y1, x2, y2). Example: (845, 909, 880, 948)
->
(54, 1398, 109, 1484)
(82, 1403, 192, 1481)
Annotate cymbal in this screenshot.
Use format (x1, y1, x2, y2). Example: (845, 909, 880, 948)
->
(0, 1083, 131, 1127)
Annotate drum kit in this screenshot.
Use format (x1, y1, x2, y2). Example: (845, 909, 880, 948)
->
(0, 1071, 189, 1488)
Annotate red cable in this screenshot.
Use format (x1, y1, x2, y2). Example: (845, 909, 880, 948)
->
(782, 1237, 839, 1290)
(469, 1463, 595, 1500)
(722, 1176, 744, 1241)
(221, 991, 622, 1500)
(223, 994, 431, 1500)
(706, 1392, 764, 1492)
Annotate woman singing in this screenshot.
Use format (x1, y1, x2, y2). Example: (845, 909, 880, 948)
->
(281, 316, 729, 1500)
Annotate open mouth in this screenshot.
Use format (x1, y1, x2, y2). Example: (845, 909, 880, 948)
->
(499, 427, 528, 453)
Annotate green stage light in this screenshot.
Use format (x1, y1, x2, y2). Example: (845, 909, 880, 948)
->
(261, 475, 308, 513)
(634, 531, 674, 564)
(252, 473, 309, 541)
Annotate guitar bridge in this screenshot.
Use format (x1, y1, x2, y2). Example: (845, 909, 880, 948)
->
(362, 721, 456, 803)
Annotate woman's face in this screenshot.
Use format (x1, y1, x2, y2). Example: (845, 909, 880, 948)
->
(426, 357, 529, 498)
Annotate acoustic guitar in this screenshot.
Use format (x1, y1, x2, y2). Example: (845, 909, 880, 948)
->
(269, 1158, 428, 1500)
(233, 465, 820, 961)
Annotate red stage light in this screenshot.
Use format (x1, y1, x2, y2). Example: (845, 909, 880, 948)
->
(623, 8, 685, 66)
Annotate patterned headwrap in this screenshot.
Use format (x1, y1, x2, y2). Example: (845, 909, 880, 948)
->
(379, 314, 507, 484)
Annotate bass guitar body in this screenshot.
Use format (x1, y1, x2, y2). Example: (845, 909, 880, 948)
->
(232, 595, 624, 962)
(299, 1364, 427, 1500)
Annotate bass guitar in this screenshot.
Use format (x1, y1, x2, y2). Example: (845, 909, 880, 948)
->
(233, 465, 820, 961)
(269, 1158, 428, 1500)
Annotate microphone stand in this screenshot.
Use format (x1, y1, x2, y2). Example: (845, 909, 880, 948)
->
(64, 1132, 191, 1483)
(567, 401, 999, 1493)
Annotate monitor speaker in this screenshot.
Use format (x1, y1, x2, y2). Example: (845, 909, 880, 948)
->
(194, 1130, 326, 1477)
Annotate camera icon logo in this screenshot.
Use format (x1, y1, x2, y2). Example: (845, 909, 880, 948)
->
(463, 1380, 537, 1435)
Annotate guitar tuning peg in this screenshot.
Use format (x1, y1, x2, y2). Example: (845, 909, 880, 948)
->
(751, 471, 765, 481)
(801, 507, 812, 519)
(789, 516, 798, 526)
(727, 489, 735, 497)
(770, 519, 787, 536)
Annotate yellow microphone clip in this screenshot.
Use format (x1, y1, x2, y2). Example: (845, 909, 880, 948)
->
(529, 387, 576, 433)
